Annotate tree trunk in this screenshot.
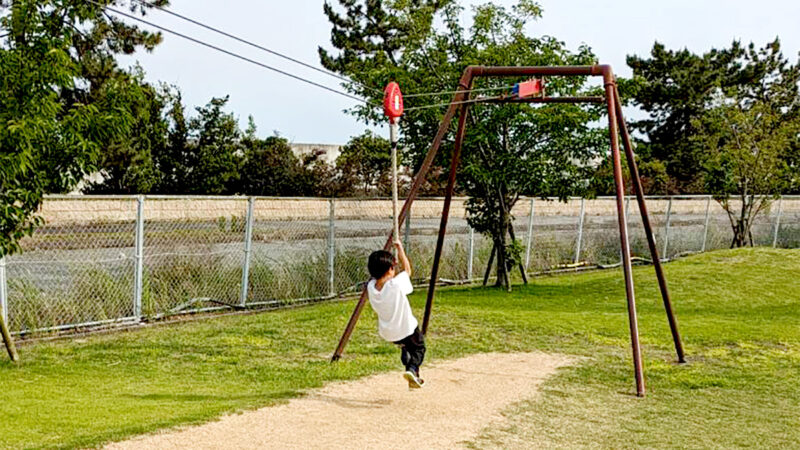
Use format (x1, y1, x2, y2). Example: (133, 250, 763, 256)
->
(494, 236, 506, 288)
(493, 208, 512, 291)
(731, 213, 753, 248)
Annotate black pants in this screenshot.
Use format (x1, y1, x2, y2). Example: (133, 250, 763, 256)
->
(394, 327, 426, 374)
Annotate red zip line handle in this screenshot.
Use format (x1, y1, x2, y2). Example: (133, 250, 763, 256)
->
(384, 81, 404, 123)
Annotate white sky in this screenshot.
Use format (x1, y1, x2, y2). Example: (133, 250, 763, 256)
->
(123, 0, 800, 144)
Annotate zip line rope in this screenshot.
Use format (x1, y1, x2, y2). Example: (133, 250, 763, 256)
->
(404, 95, 505, 112)
(404, 85, 514, 98)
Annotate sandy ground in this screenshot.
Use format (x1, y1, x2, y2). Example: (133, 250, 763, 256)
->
(107, 352, 572, 450)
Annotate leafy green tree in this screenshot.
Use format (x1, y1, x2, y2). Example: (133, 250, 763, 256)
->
(238, 127, 302, 196)
(0, 0, 156, 256)
(151, 85, 190, 193)
(693, 94, 799, 247)
(321, 0, 603, 289)
(334, 131, 391, 196)
(85, 69, 169, 194)
(626, 39, 800, 193)
(185, 96, 242, 195)
(295, 149, 338, 197)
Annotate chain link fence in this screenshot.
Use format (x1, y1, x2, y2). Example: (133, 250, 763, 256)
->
(2, 195, 799, 335)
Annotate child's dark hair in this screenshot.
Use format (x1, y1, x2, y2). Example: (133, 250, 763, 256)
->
(368, 250, 394, 279)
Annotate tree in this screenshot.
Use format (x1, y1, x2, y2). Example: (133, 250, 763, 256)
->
(295, 148, 338, 197)
(85, 69, 169, 194)
(184, 96, 242, 194)
(626, 39, 800, 193)
(335, 131, 392, 196)
(320, 0, 603, 289)
(0, 0, 157, 256)
(238, 127, 301, 196)
(694, 95, 799, 247)
(151, 85, 190, 194)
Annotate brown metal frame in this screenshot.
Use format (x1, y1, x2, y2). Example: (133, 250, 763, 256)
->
(330, 65, 685, 397)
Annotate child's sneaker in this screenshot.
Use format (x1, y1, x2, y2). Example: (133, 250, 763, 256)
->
(403, 370, 424, 389)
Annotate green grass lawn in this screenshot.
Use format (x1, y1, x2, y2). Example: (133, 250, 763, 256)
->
(1, 248, 799, 449)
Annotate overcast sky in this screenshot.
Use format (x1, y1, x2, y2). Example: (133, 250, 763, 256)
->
(122, 0, 800, 145)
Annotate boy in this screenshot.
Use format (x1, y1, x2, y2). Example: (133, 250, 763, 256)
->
(367, 241, 426, 389)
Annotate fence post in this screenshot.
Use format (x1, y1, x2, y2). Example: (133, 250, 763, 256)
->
(701, 196, 712, 252)
(525, 198, 535, 270)
(240, 197, 255, 307)
(625, 196, 631, 222)
(133, 195, 145, 319)
(619, 196, 632, 263)
(0, 256, 7, 325)
(662, 197, 673, 260)
(328, 198, 336, 296)
(772, 197, 783, 248)
(467, 226, 475, 281)
(574, 198, 586, 264)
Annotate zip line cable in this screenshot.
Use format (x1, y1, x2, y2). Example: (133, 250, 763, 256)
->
(91, 1, 368, 104)
(403, 85, 514, 98)
(128, 0, 383, 96)
(404, 95, 505, 112)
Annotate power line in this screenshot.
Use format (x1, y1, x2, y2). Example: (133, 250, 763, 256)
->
(91, 0, 368, 104)
(88, 2, 535, 115)
(92, 1, 538, 112)
(120, 0, 523, 104)
(129, 0, 383, 96)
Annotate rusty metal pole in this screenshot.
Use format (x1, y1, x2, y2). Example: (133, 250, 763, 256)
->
(331, 70, 474, 361)
(604, 69, 645, 397)
(423, 100, 473, 335)
(613, 85, 685, 364)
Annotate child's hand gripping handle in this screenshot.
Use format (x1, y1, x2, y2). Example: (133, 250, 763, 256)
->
(394, 240, 412, 278)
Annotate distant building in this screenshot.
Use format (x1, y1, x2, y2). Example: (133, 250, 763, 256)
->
(290, 143, 342, 166)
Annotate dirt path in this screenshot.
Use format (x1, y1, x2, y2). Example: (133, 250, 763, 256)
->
(108, 352, 572, 450)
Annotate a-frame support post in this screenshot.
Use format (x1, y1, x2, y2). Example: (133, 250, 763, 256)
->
(612, 85, 686, 363)
(603, 68, 645, 397)
(423, 88, 473, 335)
(331, 69, 475, 361)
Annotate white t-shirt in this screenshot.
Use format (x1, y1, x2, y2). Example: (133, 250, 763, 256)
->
(367, 271, 417, 342)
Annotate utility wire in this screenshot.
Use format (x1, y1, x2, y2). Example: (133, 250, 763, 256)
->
(91, 0, 368, 104)
(122, 0, 520, 103)
(97, 1, 527, 110)
(129, 0, 383, 96)
(91, 2, 526, 113)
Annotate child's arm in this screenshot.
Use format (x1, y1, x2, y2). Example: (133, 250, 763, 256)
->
(394, 241, 412, 278)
